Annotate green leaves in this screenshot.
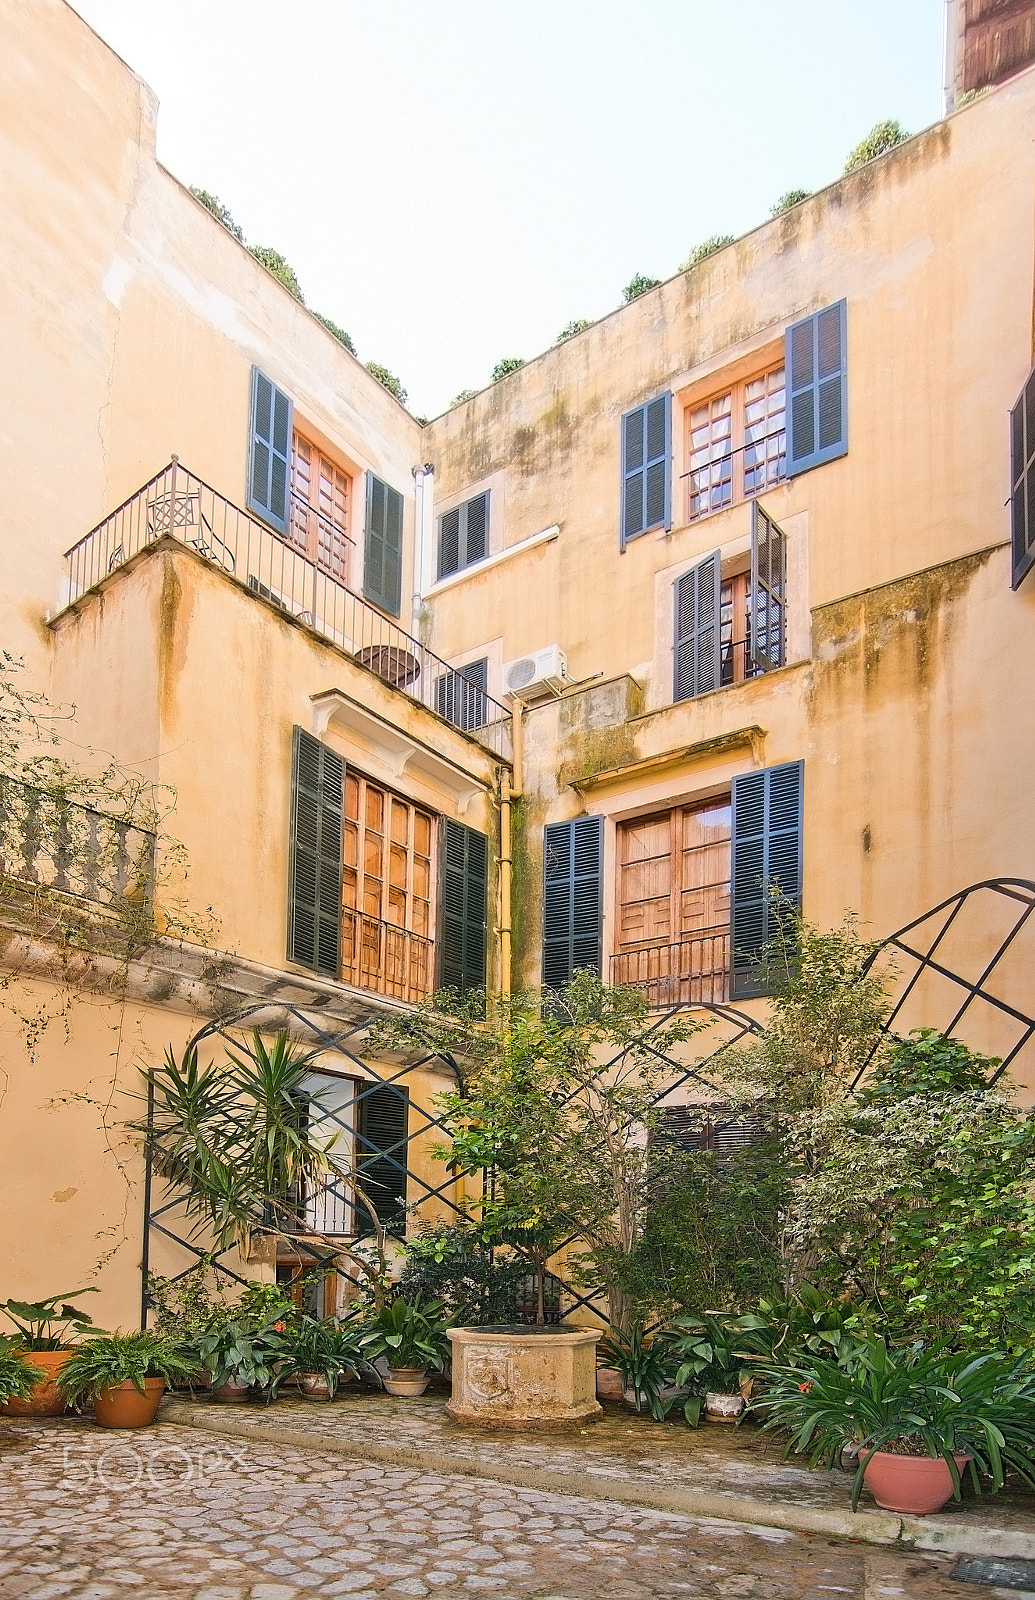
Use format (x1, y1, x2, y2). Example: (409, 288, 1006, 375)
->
(0, 1288, 98, 1350)
(355, 1296, 451, 1373)
(60, 1331, 197, 1401)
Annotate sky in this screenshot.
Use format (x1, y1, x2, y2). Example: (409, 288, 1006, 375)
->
(72, 1, 946, 421)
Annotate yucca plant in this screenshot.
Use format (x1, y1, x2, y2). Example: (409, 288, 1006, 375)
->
(754, 1338, 1035, 1509)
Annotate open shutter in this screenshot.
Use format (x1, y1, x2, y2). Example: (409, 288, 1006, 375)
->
(439, 818, 488, 996)
(674, 552, 721, 701)
(542, 815, 603, 990)
(750, 502, 787, 670)
(363, 475, 404, 615)
(730, 760, 803, 999)
(435, 657, 488, 730)
(438, 507, 461, 579)
(465, 492, 489, 564)
(786, 301, 847, 475)
(1011, 366, 1035, 589)
(355, 1081, 409, 1236)
(621, 393, 671, 546)
(288, 726, 343, 976)
(248, 368, 293, 533)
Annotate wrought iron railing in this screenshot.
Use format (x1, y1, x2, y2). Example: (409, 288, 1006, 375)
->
(342, 909, 434, 1005)
(0, 777, 156, 910)
(611, 931, 730, 1008)
(682, 426, 787, 522)
(63, 459, 512, 762)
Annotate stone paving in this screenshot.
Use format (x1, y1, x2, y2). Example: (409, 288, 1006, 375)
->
(0, 1416, 990, 1600)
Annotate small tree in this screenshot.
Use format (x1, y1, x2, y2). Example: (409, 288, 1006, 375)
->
(491, 357, 525, 382)
(622, 273, 661, 303)
(843, 120, 908, 175)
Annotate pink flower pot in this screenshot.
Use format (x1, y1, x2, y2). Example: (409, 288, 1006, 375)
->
(863, 1450, 969, 1515)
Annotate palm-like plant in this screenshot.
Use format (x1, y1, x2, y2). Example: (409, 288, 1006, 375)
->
(755, 1339, 1035, 1509)
(599, 1323, 683, 1422)
(275, 1316, 364, 1399)
(356, 1296, 450, 1373)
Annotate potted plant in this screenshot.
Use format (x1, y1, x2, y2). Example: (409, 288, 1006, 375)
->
(193, 1315, 289, 1401)
(60, 1330, 197, 1428)
(0, 1346, 45, 1410)
(276, 1315, 363, 1400)
(356, 1296, 450, 1396)
(754, 1338, 1035, 1515)
(668, 1312, 753, 1423)
(599, 1324, 685, 1422)
(0, 1289, 98, 1417)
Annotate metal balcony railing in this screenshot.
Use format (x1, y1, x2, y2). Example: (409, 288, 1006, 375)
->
(682, 427, 787, 522)
(342, 909, 434, 1006)
(0, 777, 156, 911)
(63, 459, 513, 762)
(610, 931, 730, 1008)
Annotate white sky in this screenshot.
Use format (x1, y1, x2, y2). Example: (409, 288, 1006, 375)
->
(72, 1, 945, 421)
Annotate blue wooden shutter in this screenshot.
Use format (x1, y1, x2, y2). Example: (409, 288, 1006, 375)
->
(288, 726, 343, 976)
(438, 507, 461, 579)
(1011, 367, 1035, 589)
(621, 393, 671, 546)
(674, 552, 721, 701)
(465, 492, 489, 564)
(439, 818, 488, 996)
(355, 1082, 409, 1236)
(364, 475, 404, 615)
(786, 301, 847, 474)
(248, 367, 293, 533)
(730, 761, 803, 999)
(437, 493, 489, 581)
(750, 502, 787, 670)
(542, 816, 603, 990)
(435, 657, 488, 730)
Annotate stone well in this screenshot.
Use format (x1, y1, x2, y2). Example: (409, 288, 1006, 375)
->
(445, 1324, 602, 1429)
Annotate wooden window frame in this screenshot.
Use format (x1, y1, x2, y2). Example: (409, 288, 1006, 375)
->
(288, 430, 354, 585)
(685, 363, 786, 523)
(341, 769, 435, 1004)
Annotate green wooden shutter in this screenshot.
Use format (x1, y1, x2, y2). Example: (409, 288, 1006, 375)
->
(438, 507, 461, 578)
(542, 816, 603, 990)
(750, 502, 787, 670)
(730, 760, 804, 999)
(355, 1081, 409, 1236)
(288, 726, 343, 976)
(435, 657, 488, 730)
(464, 492, 489, 564)
(363, 474, 404, 615)
(438, 493, 489, 580)
(439, 818, 488, 996)
(674, 552, 721, 701)
(621, 393, 671, 547)
(1011, 366, 1035, 590)
(247, 367, 293, 534)
(786, 301, 847, 475)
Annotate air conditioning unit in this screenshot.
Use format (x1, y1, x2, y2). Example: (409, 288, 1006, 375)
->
(502, 644, 568, 699)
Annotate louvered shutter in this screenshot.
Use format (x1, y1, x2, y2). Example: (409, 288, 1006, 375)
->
(621, 393, 672, 547)
(438, 507, 461, 579)
(288, 726, 344, 976)
(674, 552, 721, 701)
(786, 301, 847, 475)
(542, 815, 603, 990)
(363, 474, 404, 615)
(355, 1081, 409, 1235)
(439, 818, 488, 996)
(435, 657, 488, 730)
(1011, 366, 1035, 590)
(465, 492, 488, 563)
(730, 760, 803, 999)
(750, 502, 787, 670)
(248, 368, 293, 533)
(438, 493, 489, 580)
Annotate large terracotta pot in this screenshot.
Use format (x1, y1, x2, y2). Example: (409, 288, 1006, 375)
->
(92, 1377, 166, 1429)
(0, 1351, 71, 1418)
(384, 1367, 429, 1397)
(212, 1379, 251, 1402)
(863, 1450, 969, 1515)
(298, 1373, 331, 1399)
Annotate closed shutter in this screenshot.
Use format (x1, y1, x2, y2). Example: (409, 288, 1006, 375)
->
(364, 474, 404, 615)
(439, 508, 461, 579)
(542, 815, 603, 990)
(730, 760, 803, 999)
(786, 301, 847, 475)
(439, 818, 488, 995)
(288, 726, 344, 977)
(621, 393, 672, 546)
(355, 1082, 409, 1236)
(750, 502, 787, 670)
(248, 368, 293, 533)
(435, 657, 488, 730)
(674, 552, 721, 701)
(1011, 366, 1035, 589)
(438, 493, 489, 580)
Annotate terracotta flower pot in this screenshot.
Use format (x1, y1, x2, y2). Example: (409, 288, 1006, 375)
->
(596, 1366, 625, 1401)
(213, 1378, 251, 1402)
(383, 1367, 429, 1397)
(0, 1351, 71, 1418)
(92, 1377, 166, 1429)
(863, 1450, 970, 1515)
(298, 1372, 331, 1399)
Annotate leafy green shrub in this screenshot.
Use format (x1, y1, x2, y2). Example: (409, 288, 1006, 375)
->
(313, 313, 356, 354)
(61, 1331, 197, 1401)
(555, 318, 591, 343)
(680, 235, 734, 270)
(0, 1346, 44, 1403)
(365, 362, 407, 404)
(400, 1224, 532, 1326)
(275, 1315, 363, 1398)
(491, 357, 525, 381)
(770, 189, 811, 216)
(451, 389, 478, 407)
(734, 1283, 876, 1373)
(843, 120, 908, 175)
(189, 188, 244, 241)
(622, 273, 661, 303)
(1, 1289, 98, 1350)
(249, 246, 305, 302)
(355, 1295, 451, 1372)
(599, 1323, 679, 1422)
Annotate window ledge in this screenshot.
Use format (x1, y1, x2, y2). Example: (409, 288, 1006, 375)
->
(424, 524, 559, 597)
(570, 726, 766, 793)
(310, 689, 488, 813)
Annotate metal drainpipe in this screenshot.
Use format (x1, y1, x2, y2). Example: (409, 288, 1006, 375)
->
(411, 463, 433, 639)
(499, 698, 524, 999)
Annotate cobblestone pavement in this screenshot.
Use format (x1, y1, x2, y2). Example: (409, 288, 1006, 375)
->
(0, 1418, 979, 1600)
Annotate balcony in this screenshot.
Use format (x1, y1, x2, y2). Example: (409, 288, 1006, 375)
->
(610, 931, 730, 1009)
(0, 777, 156, 912)
(341, 910, 434, 1007)
(63, 459, 512, 762)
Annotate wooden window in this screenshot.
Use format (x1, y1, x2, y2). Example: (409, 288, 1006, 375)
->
(719, 571, 766, 687)
(341, 770, 434, 1002)
(687, 366, 786, 521)
(288, 432, 352, 584)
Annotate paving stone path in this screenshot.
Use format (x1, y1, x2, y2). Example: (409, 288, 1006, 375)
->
(0, 1418, 977, 1600)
